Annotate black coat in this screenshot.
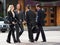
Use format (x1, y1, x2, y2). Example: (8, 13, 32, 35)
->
(14, 10, 25, 22)
(8, 11, 18, 24)
(26, 10, 36, 25)
(37, 9, 46, 26)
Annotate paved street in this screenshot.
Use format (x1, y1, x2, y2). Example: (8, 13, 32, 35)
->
(0, 31, 60, 45)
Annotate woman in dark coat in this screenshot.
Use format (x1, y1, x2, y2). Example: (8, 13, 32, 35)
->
(6, 5, 17, 43)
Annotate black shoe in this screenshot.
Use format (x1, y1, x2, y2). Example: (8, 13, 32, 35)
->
(17, 40, 21, 43)
(6, 40, 11, 43)
(29, 40, 34, 42)
(34, 39, 37, 41)
(14, 40, 18, 43)
(18, 40, 21, 43)
(41, 41, 46, 42)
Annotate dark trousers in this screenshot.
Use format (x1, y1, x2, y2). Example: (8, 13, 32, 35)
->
(7, 24, 16, 42)
(35, 25, 46, 41)
(27, 23, 34, 41)
(15, 24, 20, 41)
(15, 22, 24, 41)
(18, 22, 24, 37)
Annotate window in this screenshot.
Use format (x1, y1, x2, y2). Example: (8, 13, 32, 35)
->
(0, 18, 4, 21)
(51, 19, 54, 23)
(51, 14, 55, 18)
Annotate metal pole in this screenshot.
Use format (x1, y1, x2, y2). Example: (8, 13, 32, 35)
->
(3, 0, 6, 18)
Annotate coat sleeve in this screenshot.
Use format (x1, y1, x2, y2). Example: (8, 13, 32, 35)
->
(15, 14, 20, 22)
(38, 10, 43, 21)
(22, 11, 25, 21)
(25, 12, 29, 22)
(8, 12, 12, 24)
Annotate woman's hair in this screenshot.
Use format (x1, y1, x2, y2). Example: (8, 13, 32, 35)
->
(26, 4, 31, 9)
(7, 5, 13, 12)
(16, 4, 21, 10)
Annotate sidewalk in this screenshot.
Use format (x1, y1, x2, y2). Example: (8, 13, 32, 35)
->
(0, 31, 60, 45)
(24, 26, 60, 31)
(43, 26, 60, 31)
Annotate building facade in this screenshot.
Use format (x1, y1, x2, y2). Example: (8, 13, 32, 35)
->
(18, 0, 60, 26)
(0, 0, 60, 26)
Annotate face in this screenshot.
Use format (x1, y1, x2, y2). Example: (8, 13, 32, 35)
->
(36, 4, 40, 11)
(36, 5, 39, 10)
(25, 7, 28, 12)
(36, 6, 37, 10)
(16, 4, 20, 10)
(25, 7, 27, 10)
(11, 5, 14, 11)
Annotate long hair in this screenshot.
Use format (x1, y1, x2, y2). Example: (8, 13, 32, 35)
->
(16, 3, 22, 11)
(7, 5, 13, 12)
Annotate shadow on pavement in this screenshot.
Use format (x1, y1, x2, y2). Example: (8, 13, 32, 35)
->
(13, 42, 60, 45)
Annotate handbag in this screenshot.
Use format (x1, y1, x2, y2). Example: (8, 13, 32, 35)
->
(32, 25, 39, 33)
(4, 16, 10, 24)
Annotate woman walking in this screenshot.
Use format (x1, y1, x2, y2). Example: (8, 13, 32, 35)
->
(14, 4, 24, 42)
(6, 5, 17, 43)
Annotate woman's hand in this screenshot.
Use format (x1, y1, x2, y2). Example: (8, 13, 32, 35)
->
(22, 21, 27, 25)
(12, 22, 16, 24)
